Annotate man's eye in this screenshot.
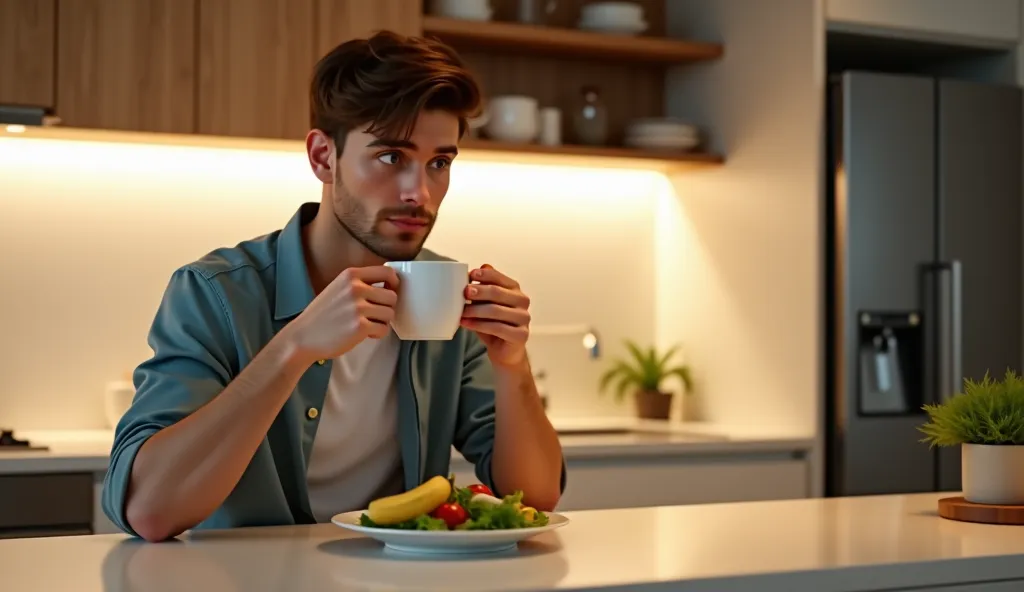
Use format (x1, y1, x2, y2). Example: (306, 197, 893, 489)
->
(377, 152, 400, 165)
(431, 159, 451, 170)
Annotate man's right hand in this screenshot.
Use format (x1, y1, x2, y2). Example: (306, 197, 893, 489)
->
(284, 265, 400, 363)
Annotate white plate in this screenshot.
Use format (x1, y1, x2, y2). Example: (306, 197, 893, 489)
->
(578, 19, 648, 35)
(331, 510, 570, 555)
(625, 135, 701, 150)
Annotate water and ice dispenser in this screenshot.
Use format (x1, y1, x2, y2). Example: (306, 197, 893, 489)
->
(857, 312, 924, 415)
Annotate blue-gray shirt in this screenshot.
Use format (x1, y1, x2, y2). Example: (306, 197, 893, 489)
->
(101, 202, 559, 536)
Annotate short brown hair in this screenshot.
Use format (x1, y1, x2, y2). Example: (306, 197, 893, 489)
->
(310, 30, 482, 149)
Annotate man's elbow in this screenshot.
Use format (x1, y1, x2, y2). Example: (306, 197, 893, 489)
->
(126, 498, 181, 543)
(527, 489, 561, 512)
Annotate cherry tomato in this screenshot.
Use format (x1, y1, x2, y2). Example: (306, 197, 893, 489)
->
(467, 484, 493, 496)
(431, 503, 468, 529)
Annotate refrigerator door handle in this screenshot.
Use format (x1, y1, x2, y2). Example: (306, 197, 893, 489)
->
(950, 260, 963, 401)
(934, 260, 963, 404)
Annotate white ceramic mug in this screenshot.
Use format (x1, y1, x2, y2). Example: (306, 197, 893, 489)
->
(385, 261, 469, 340)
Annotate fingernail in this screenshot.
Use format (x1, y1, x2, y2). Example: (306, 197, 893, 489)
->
(468, 287, 478, 295)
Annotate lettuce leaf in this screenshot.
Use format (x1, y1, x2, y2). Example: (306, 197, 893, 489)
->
(358, 513, 448, 531)
(456, 491, 549, 530)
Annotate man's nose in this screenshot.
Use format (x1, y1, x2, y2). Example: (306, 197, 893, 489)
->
(399, 169, 430, 206)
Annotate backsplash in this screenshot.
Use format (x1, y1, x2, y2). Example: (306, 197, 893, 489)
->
(0, 134, 664, 429)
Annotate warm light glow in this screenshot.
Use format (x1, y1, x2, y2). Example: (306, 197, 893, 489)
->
(0, 133, 666, 212)
(0, 127, 672, 427)
(5, 124, 26, 133)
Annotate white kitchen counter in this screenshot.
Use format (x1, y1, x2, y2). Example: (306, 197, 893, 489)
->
(0, 420, 813, 475)
(1, 492, 1021, 591)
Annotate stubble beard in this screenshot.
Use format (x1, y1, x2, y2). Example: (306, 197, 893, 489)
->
(331, 169, 434, 262)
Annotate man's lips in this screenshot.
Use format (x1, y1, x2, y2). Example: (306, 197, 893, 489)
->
(386, 217, 430, 231)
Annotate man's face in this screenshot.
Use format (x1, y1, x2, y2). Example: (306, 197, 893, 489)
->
(331, 109, 460, 261)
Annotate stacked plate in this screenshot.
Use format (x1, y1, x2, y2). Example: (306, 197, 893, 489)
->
(429, 0, 493, 21)
(624, 118, 701, 151)
(577, 1, 648, 35)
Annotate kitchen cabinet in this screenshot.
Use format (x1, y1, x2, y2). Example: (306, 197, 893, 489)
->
(198, 0, 423, 142)
(197, 0, 318, 141)
(316, 0, 422, 57)
(826, 0, 1021, 47)
(451, 450, 809, 511)
(56, 0, 196, 133)
(0, 0, 55, 109)
(0, 473, 93, 539)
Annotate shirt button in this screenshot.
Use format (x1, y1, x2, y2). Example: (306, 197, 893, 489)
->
(316, 359, 325, 366)
(307, 407, 319, 420)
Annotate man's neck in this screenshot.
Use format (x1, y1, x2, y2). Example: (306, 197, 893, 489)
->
(302, 202, 385, 295)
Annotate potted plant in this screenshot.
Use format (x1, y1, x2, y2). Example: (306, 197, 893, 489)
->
(598, 340, 693, 420)
(919, 369, 1024, 505)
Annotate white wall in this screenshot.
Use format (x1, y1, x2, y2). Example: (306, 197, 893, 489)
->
(0, 133, 664, 429)
(658, 0, 824, 481)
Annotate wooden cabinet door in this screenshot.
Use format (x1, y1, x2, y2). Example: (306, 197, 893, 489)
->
(198, 0, 317, 140)
(316, 0, 423, 58)
(56, 0, 196, 133)
(0, 0, 55, 108)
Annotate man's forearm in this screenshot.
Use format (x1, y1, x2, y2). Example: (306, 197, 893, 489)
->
(491, 359, 563, 511)
(125, 328, 310, 541)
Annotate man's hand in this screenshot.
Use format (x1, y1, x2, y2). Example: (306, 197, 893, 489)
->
(284, 265, 399, 363)
(461, 264, 530, 368)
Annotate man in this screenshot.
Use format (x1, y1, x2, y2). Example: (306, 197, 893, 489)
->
(102, 31, 565, 542)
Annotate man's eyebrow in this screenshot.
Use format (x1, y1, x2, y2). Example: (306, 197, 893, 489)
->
(366, 138, 417, 150)
(366, 138, 458, 155)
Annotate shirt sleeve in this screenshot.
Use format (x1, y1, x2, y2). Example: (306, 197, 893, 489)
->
(451, 331, 567, 499)
(101, 266, 238, 536)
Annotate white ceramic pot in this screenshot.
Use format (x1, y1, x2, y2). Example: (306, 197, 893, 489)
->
(484, 95, 538, 144)
(961, 443, 1024, 504)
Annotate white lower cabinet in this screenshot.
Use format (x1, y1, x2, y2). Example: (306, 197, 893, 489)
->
(451, 451, 809, 511)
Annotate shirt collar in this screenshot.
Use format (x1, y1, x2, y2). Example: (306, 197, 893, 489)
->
(274, 202, 318, 321)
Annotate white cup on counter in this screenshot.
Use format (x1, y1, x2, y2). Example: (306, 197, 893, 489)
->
(104, 380, 135, 428)
(484, 95, 539, 144)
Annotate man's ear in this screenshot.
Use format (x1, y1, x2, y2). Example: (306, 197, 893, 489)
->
(306, 129, 336, 185)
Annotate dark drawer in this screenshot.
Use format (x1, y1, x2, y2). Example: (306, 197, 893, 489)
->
(0, 473, 93, 530)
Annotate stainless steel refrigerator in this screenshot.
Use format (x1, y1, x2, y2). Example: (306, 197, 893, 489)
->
(825, 71, 1023, 497)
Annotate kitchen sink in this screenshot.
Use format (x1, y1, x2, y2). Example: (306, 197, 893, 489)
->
(556, 428, 634, 436)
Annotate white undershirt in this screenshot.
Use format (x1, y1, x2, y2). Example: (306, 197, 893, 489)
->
(305, 329, 404, 523)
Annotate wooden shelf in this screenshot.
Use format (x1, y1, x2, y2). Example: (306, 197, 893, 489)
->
(423, 16, 722, 64)
(459, 138, 723, 171)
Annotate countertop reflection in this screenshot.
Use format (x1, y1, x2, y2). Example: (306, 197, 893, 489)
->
(2, 492, 1024, 592)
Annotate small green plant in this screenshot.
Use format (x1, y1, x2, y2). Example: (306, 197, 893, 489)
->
(919, 369, 1024, 447)
(598, 340, 693, 402)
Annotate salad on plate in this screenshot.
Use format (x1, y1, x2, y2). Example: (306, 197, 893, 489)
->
(358, 475, 550, 531)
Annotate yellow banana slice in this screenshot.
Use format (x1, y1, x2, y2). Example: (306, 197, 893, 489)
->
(367, 475, 452, 525)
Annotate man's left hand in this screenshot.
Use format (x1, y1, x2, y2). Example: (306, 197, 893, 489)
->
(461, 264, 530, 369)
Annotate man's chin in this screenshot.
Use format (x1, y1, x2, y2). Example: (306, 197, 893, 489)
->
(371, 239, 426, 262)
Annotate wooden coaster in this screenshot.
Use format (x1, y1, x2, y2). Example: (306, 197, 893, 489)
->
(938, 496, 1024, 525)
